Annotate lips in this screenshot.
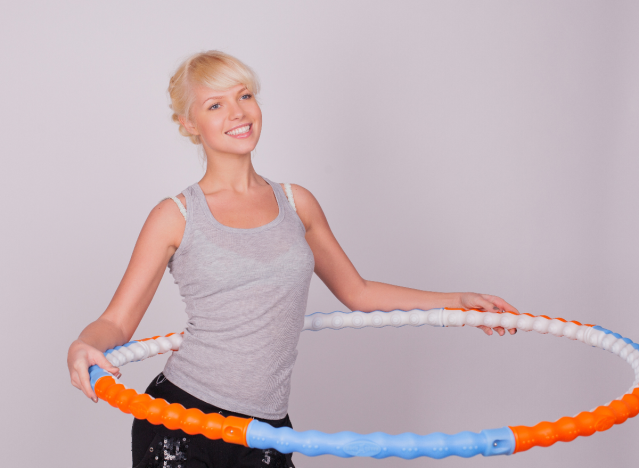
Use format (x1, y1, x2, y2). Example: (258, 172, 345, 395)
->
(225, 123, 252, 135)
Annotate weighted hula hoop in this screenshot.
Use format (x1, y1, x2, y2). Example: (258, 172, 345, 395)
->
(89, 308, 639, 460)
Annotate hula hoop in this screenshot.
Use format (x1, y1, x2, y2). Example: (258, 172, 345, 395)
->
(89, 308, 639, 460)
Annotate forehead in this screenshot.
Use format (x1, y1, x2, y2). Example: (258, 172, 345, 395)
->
(193, 83, 248, 103)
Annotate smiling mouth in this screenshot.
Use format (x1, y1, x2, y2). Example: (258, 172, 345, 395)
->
(225, 124, 252, 136)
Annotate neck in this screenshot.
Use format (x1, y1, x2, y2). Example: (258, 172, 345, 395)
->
(199, 149, 262, 193)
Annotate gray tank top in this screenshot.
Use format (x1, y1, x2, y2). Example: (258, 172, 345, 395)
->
(162, 177, 315, 419)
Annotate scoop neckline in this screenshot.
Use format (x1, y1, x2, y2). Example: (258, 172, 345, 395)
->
(193, 176, 284, 233)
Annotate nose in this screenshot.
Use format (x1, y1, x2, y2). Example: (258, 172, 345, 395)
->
(228, 99, 244, 120)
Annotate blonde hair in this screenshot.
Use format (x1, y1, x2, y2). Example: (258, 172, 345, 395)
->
(168, 50, 261, 145)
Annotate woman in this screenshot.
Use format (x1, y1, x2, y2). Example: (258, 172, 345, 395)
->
(67, 50, 518, 468)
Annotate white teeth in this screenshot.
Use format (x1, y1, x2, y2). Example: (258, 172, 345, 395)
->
(226, 125, 250, 135)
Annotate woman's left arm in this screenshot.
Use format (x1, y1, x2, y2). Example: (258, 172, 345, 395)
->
(290, 184, 518, 336)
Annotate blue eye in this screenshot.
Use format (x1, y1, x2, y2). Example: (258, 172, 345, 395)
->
(209, 94, 251, 110)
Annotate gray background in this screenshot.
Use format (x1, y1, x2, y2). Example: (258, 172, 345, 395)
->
(2, 1, 638, 467)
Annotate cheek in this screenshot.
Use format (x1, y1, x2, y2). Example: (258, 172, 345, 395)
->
(251, 113, 263, 138)
(198, 116, 224, 136)
(250, 105, 263, 126)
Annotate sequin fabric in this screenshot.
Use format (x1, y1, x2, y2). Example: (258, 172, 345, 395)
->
(133, 373, 296, 468)
(141, 435, 189, 468)
(261, 448, 293, 468)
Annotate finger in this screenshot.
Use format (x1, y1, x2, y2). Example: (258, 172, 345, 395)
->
(477, 325, 493, 336)
(477, 297, 502, 313)
(70, 374, 82, 390)
(93, 353, 120, 376)
(493, 326, 505, 336)
(500, 300, 519, 314)
(76, 366, 98, 402)
(482, 295, 519, 314)
(508, 328, 517, 335)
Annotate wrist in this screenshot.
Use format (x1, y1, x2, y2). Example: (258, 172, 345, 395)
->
(70, 338, 85, 350)
(443, 292, 464, 309)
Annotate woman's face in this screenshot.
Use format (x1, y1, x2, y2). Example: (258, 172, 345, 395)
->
(183, 83, 262, 157)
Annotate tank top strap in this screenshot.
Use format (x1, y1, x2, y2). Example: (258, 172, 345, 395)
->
(160, 196, 187, 221)
(282, 183, 296, 212)
(264, 178, 304, 231)
(262, 177, 294, 213)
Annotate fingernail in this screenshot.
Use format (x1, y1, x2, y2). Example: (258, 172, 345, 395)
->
(93, 398, 98, 403)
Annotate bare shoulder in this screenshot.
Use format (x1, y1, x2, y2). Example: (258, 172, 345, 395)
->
(280, 183, 316, 203)
(144, 195, 187, 250)
(280, 183, 324, 231)
(153, 194, 187, 219)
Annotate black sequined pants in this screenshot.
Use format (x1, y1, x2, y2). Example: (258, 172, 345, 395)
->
(131, 373, 295, 468)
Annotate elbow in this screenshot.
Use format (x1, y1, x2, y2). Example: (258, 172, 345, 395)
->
(342, 279, 371, 312)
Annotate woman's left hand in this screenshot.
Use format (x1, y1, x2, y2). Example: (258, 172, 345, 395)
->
(459, 293, 519, 336)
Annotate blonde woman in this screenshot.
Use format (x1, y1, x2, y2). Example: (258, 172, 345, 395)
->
(67, 50, 518, 468)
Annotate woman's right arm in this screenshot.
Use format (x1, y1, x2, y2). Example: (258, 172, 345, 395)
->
(67, 196, 186, 402)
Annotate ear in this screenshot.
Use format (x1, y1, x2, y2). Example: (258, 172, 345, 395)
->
(178, 115, 199, 136)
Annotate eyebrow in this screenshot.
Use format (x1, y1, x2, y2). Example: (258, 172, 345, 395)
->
(203, 87, 249, 103)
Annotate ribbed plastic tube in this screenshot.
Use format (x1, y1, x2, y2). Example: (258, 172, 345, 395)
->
(89, 308, 639, 459)
(246, 423, 515, 459)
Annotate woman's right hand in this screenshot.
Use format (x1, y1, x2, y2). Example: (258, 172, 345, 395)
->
(67, 339, 121, 403)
